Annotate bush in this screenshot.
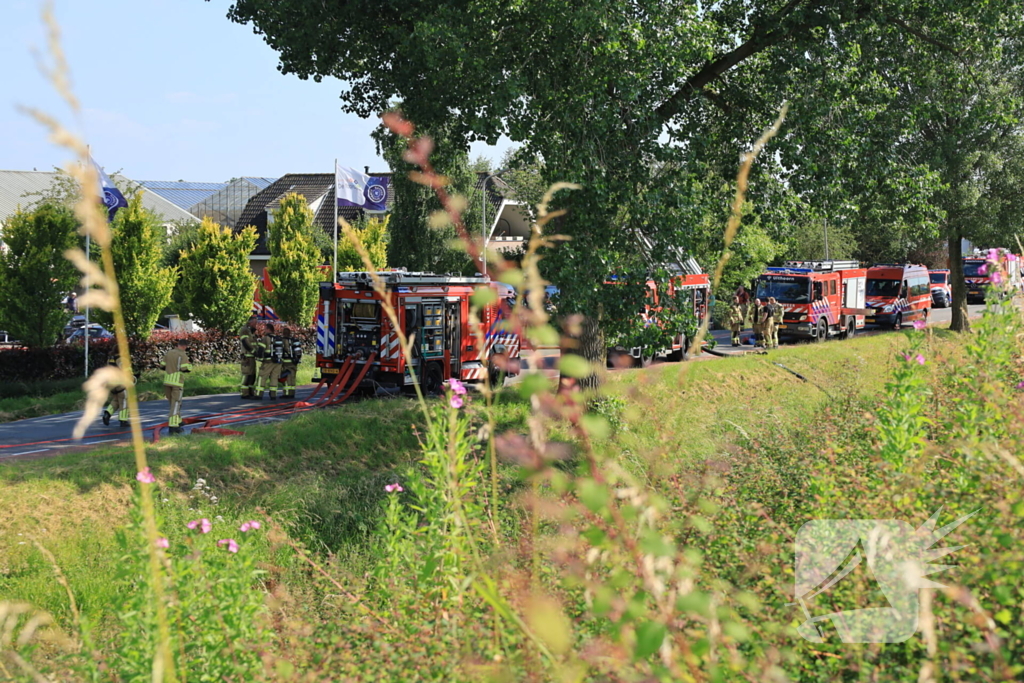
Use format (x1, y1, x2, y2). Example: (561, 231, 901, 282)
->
(0, 328, 316, 383)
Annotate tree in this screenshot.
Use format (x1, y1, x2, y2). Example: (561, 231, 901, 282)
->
(92, 193, 177, 339)
(178, 219, 257, 333)
(785, 217, 858, 263)
(224, 0, 1024, 366)
(263, 193, 322, 326)
(0, 204, 79, 347)
(375, 121, 483, 275)
(337, 214, 389, 271)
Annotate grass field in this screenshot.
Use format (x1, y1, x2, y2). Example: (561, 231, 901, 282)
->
(0, 360, 318, 423)
(0, 331, 923, 631)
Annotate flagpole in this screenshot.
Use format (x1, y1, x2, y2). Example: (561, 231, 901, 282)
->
(333, 159, 338, 284)
(84, 151, 90, 379)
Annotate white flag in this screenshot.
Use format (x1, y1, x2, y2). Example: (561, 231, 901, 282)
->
(335, 163, 368, 208)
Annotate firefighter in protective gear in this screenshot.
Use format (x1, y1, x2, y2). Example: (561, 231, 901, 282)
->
(768, 297, 784, 349)
(102, 350, 131, 427)
(279, 327, 303, 399)
(751, 298, 764, 346)
(759, 299, 776, 349)
(256, 323, 283, 400)
(727, 295, 745, 346)
(239, 315, 258, 399)
(162, 339, 191, 434)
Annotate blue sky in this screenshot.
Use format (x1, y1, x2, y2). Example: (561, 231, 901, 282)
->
(1, 0, 512, 182)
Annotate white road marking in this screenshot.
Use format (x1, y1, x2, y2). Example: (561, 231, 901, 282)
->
(13, 449, 49, 456)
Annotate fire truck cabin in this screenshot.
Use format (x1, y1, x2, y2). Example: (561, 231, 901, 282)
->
(315, 271, 520, 394)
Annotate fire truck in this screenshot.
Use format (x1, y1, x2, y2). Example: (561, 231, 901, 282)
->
(313, 271, 520, 396)
(754, 260, 868, 342)
(607, 271, 711, 366)
(963, 251, 1023, 303)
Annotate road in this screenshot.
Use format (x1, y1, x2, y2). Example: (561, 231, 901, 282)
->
(0, 303, 987, 462)
(0, 387, 321, 461)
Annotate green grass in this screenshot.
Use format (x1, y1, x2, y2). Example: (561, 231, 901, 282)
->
(0, 360, 318, 423)
(0, 331, 926, 638)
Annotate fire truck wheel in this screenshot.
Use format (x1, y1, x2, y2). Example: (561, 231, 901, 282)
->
(666, 335, 687, 362)
(843, 319, 856, 340)
(813, 319, 827, 342)
(424, 362, 444, 396)
(893, 313, 903, 330)
(634, 349, 654, 368)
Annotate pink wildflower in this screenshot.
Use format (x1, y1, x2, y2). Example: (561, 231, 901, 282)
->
(1008, 253, 1019, 262)
(912, 319, 926, 330)
(988, 248, 1000, 261)
(385, 483, 404, 493)
(239, 521, 261, 532)
(187, 518, 212, 534)
(992, 271, 1003, 285)
(448, 378, 467, 395)
(915, 354, 926, 365)
(136, 467, 156, 484)
(978, 264, 988, 275)
(450, 394, 464, 409)
(1016, 381, 1024, 390)
(155, 537, 169, 549)
(217, 539, 239, 553)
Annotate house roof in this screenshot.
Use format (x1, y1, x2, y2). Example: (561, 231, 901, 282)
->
(0, 169, 198, 224)
(137, 179, 227, 210)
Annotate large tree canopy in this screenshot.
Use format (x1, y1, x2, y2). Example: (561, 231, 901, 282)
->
(223, 0, 1024, 349)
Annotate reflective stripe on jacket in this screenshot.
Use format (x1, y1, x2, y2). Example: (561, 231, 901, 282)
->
(161, 349, 191, 387)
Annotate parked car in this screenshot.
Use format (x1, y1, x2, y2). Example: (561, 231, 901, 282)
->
(929, 269, 952, 308)
(66, 324, 114, 344)
(62, 315, 87, 340)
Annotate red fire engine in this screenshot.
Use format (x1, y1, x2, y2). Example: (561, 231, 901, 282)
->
(864, 263, 931, 328)
(754, 260, 869, 342)
(313, 271, 520, 397)
(963, 250, 1024, 303)
(607, 272, 711, 366)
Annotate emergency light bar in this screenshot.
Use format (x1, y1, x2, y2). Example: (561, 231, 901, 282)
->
(766, 267, 813, 274)
(336, 271, 490, 287)
(783, 260, 861, 271)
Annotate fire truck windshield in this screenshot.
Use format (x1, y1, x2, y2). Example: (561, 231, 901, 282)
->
(866, 279, 901, 297)
(963, 261, 987, 277)
(756, 278, 809, 303)
(929, 273, 948, 284)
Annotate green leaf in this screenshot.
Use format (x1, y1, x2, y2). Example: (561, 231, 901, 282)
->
(676, 591, 711, 617)
(558, 353, 591, 378)
(580, 415, 611, 441)
(994, 609, 1013, 625)
(577, 480, 609, 513)
(471, 286, 498, 309)
(633, 620, 666, 660)
(517, 373, 549, 399)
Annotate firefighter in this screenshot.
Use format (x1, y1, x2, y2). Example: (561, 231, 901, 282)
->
(102, 349, 130, 428)
(279, 327, 303, 399)
(238, 315, 258, 399)
(161, 339, 191, 435)
(751, 297, 764, 346)
(760, 298, 776, 349)
(768, 296, 784, 349)
(735, 285, 751, 329)
(728, 295, 744, 346)
(256, 323, 283, 400)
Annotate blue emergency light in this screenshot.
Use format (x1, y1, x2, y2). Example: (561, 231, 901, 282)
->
(766, 267, 813, 274)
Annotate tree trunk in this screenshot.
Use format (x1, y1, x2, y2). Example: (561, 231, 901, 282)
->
(948, 231, 970, 332)
(560, 315, 605, 392)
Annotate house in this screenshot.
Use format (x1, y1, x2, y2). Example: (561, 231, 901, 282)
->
(0, 169, 198, 228)
(235, 171, 529, 276)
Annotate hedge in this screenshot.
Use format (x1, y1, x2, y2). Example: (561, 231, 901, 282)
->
(0, 327, 316, 383)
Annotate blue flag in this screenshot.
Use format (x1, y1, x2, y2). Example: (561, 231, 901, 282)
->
(90, 156, 128, 222)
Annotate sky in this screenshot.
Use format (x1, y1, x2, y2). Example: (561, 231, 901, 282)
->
(0, 0, 513, 183)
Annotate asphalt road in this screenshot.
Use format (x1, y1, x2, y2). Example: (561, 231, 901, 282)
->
(0, 302, 988, 462)
(0, 386, 320, 461)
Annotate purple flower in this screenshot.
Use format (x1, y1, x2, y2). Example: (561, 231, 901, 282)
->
(992, 271, 1004, 285)
(136, 468, 156, 484)
(217, 539, 239, 553)
(239, 521, 261, 532)
(915, 354, 926, 365)
(1016, 381, 1024, 390)
(978, 264, 988, 275)
(447, 379, 467, 396)
(385, 483, 404, 493)
(155, 537, 169, 549)
(988, 248, 1000, 262)
(187, 518, 212, 534)
(450, 394, 464, 409)
(912, 319, 926, 330)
